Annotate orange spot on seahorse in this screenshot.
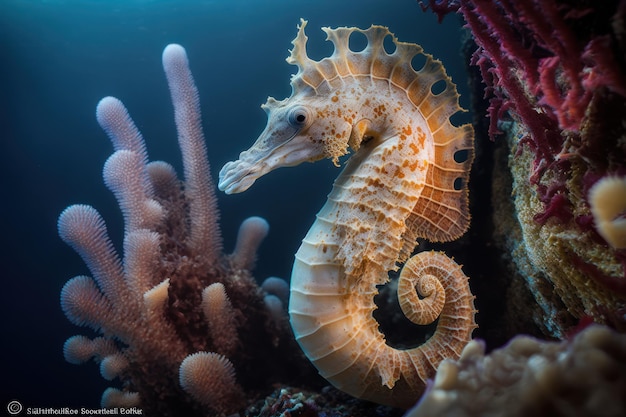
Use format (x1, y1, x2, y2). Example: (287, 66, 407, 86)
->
(401, 158, 419, 172)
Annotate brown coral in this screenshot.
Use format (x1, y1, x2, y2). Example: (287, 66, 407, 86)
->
(58, 44, 297, 416)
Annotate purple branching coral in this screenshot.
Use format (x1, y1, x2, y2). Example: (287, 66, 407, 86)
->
(58, 44, 299, 416)
(421, 0, 626, 328)
(421, 0, 626, 219)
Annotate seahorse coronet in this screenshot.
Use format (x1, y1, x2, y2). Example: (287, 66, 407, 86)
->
(218, 19, 477, 408)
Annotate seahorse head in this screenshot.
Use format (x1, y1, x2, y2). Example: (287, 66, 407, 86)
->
(220, 21, 360, 194)
(219, 89, 350, 194)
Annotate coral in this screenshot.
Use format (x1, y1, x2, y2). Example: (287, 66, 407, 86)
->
(421, 0, 626, 222)
(423, 0, 625, 132)
(101, 389, 141, 408)
(261, 276, 290, 324)
(249, 386, 404, 417)
(589, 176, 626, 249)
(492, 121, 626, 336)
(422, 0, 626, 336)
(219, 20, 476, 408)
(178, 352, 243, 414)
(405, 325, 626, 417)
(58, 44, 300, 416)
(201, 283, 238, 356)
(229, 216, 269, 269)
(261, 276, 290, 306)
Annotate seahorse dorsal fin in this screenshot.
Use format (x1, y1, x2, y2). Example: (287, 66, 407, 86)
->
(286, 18, 312, 74)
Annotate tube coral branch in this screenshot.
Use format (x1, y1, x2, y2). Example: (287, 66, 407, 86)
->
(162, 44, 222, 258)
(58, 205, 126, 308)
(101, 389, 141, 408)
(100, 353, 129, 381)
(96, 96, 149, 165)
(202, 283, 239, 357)
(230, 216, 270, 270)
(102, 150, 163, 232)
(123, 229, 160, 295)
(179, 352, 243, 413)
(60, 274, 115, 332)
(62, 335, 117, 365)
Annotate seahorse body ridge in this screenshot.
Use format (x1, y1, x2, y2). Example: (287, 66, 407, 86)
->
(219, 19, 477, 408)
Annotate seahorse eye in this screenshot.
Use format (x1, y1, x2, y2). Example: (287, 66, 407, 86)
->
(288, 106, 309, 127)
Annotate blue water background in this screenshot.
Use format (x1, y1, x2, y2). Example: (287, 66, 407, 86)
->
(0, 0, 468, 408)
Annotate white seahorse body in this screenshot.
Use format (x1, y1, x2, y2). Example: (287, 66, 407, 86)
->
(291, 138, 430, 406)
(219, 20, 476, 408)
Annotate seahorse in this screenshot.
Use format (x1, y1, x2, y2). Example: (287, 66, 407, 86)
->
(218, 19, 477, 408)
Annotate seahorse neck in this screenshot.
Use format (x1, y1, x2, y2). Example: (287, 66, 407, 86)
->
(346, 82, 403, 133)
(320, 124, 431, 282)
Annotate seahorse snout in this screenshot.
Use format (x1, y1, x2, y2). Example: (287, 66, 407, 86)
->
(219, 130, 326, 194)
(218, 159, 261, 194)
